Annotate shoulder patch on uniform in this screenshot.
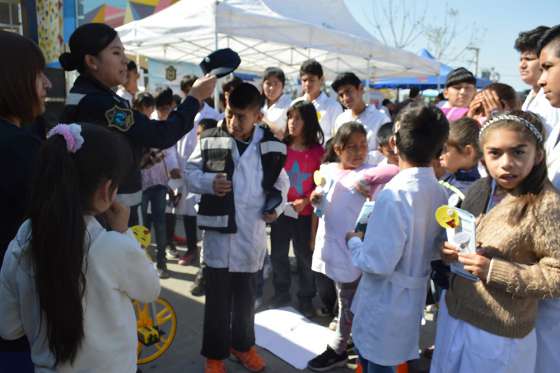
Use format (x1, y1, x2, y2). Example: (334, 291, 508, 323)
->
(105, 105, 134, 132)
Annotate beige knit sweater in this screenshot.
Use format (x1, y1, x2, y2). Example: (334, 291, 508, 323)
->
(446, 183, 560, 338)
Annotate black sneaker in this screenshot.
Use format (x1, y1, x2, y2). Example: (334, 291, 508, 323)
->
(307, 346, 348, 372)
(269, 293, 291, 308)
(158, 268, 171, 279)
(298, 299, 316, 319)
(191, 282, 205, 296)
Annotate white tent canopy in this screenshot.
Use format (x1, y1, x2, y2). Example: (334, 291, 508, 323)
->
(117, 0, 438, 81)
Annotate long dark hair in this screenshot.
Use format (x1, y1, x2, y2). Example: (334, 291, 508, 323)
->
(27, 123, 131, 365)
(480, 110, 548, 224)
(284, 100, 324, 147)
(322, 121, 366, 163)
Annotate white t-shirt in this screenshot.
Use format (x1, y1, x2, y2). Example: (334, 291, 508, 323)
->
(262, 94, 291, 137)
(296, 92, 343, 142)
(335, 106, 391, 165)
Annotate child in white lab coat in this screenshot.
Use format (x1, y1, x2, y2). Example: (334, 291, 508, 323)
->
(307, 122, 398, 372)
(185, 83, 289, 373)
(431, 111, 560, 373)
(346, 102, 449, 372)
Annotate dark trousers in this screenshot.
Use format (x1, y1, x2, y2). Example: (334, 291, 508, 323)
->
(270, 214, 315, 300)
(358, 354, 395, 373)
(316, 272, 337, 316)
(141, 185, 168, 269)
(202, 267, 257, 359)
(166, 213, 176, 248)
(0, 338, 33, 373)
(128, 203, 141, 227)
(166, 214, 198, 253)
(183, 215, 198, 253)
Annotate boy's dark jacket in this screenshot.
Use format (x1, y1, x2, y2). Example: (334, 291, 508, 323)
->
(197, 124, 286, 233)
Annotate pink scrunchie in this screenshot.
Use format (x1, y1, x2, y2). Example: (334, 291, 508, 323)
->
(46, 123, 84, 153)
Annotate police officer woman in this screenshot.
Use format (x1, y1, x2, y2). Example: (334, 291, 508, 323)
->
(59, 23, 215, 224)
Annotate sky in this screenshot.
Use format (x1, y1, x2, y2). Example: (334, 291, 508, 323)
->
(346, 0, 560, 91)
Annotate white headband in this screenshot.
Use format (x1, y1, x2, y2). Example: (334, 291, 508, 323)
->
(480, 114, 543, 144)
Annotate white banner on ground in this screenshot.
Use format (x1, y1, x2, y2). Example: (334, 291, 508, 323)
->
(255, 307, 335, 370)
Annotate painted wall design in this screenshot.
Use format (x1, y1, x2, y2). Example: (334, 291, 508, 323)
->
(37, 0, 64, 64)
(80, 0, 178, 28)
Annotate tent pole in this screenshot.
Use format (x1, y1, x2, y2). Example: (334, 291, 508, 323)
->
(213, 0, 220, 109)
(366, 57, 371, 106)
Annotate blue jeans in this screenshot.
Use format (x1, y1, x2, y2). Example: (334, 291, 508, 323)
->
(358, 355, 395, 373)
(141, 185, 168, 269)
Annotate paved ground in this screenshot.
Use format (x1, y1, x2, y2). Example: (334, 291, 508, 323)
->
(139, 221, 434, 373)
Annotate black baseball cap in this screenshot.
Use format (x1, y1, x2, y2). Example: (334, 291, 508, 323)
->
(200, 48, 241, 78)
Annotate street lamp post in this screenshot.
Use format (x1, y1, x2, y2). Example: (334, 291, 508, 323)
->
(466, 46, 480, 76)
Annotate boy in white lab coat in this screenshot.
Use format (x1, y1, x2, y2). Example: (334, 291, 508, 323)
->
(185, 83, 289, 373)
(346, 102, 449, 372)
(534, 24, 560, 373)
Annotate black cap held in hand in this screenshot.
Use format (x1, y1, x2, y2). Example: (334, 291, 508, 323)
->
(445, 67, 476, 88)
(199, 48, 241, 78)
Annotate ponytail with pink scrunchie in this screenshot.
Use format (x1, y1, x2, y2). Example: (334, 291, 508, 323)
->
(46, 123, 85, 153)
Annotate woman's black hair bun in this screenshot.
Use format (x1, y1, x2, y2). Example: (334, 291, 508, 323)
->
(59, 52, 79, 71)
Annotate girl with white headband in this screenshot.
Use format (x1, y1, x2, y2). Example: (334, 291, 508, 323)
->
(0, 123, 160, 373)
(431, 111, 560, 373)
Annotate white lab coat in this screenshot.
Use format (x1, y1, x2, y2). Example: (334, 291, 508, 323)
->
(0, 217, 160, 373)
(184, 125, 289, 272)
(334, 106, 391, 165)
(430, 292, 537, 373)
(172, 103, 223, 215)
(348, 167, 447, 366)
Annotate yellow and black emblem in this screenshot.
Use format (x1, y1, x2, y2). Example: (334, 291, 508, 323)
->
(105, 105, 134, 132)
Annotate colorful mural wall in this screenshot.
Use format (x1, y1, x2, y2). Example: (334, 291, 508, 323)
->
(80, 0, 179, 28)
(36, 0, 64, 64)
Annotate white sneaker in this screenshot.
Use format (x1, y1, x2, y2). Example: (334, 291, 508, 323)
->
(166, 246, 180, 259)
(328, 317, 338, 331)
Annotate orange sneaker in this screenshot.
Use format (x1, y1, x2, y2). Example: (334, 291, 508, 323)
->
(205, 359, 226, 373)
(230, 346, 266, 372)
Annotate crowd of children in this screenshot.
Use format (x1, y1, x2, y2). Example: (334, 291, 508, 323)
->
(2, 21, 560, 373)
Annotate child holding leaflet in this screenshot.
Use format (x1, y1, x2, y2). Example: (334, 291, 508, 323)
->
(307, 122, 398, 371)
(185, 83, 289, 373)
(347, 102, 449, 372)
(431, 111, 560, 373)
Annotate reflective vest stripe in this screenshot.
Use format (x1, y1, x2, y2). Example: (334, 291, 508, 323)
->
(260, 140, 286, 155)
(116, 191, 143, 207)
(201, 136, 234, 151)
(198, 214, 229, 228)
